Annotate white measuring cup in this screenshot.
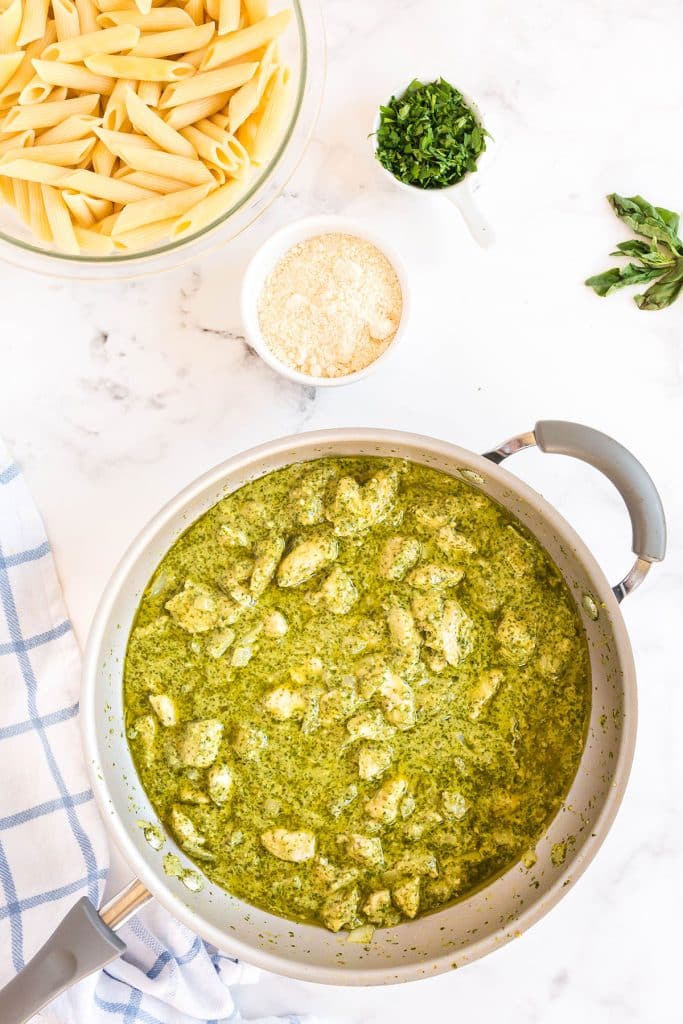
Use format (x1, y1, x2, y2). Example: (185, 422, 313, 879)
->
(371, 79, 494, 247)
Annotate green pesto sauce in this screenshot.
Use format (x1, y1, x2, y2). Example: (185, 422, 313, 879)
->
(123, 457, 591, 933)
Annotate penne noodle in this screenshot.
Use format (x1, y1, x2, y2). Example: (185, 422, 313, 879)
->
(1, 92, 99, 129)
(62, 186, 110, 224)
(125, 85, 194, 156)
(0, 125, 31, 152)
(94, 0, 165, 11)
(17, 0, 50, 47)
(209, 111, 228, 129)
(110, 140, 212, 184)
(183, 43, 208, 67)
(53, 0, 81, 41)
(94, 124, 157, 149)
(159, 60, 256, 108)
(129, 22, 213, 59)
(74, 0, 98, 33)
(227, 39, 274, 133)
(30, 57, 115, 95)
(196, 117, 248, 167)
(0, 171, 14, 200)
(133, 0, 151, 14)
(0, 135, 94, 163)
(90, 135, 113, 173)
(238, 61, 287, 164)
(179, 122, 235, 169)
(0, 155, 63, 182)
(200, 9, 289, 70)
(73, 222, 112, 252)
(41, 23, 139, 61)
(0, 0, 22, 54)
(58, 166, 155, 200)
(111, 213, 175, 249)
(217, 0, 239, 36)
(242, 0, 268, 24)
(41, 182, 79, 251)
(27, 178, 51, 238)
(203, 0, 218, 21)
(12, 174, 30, 218)
(0, 22, 57, 101)
(110, 179, 209, 233)
(85, 53, 194, 80)
(36, 112, 101, 143)
(18, 74, 52, 102)
(184, 0, 203, 25)
(135, 78, 159, 104)
(162, 89, 228, 130)
(0, 51, 22, 89)
(97, 7, 193, 29)
(114, 167, 186, 192)
(171, 173, 246, 236)
(101, 74, 130, 129)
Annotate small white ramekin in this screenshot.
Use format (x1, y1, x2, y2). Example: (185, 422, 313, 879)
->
(240, 214, 411, 387)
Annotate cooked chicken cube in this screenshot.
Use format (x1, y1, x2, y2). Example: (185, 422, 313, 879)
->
(169, 805, 206, 850)
(439, 599, 474, 666)
(319, 684, 359, 726)
(312, 855, 358, 893)
(277, 532, 339, 588)
(250, 535, 286, 596)
(313, 566, 358, 614)
(358, 744, 393, 781)
(177, 781, 209, 805)
(329, 783, 358, 818)
(263, 610, 288, 638)
(411, 591, 444, 642)
(392, 876, 420, 919)
(406, 563, 464, 590)
(325, 469, 397, 537)
(233, 724, 268, 759)
(346, 710, 395, 742)
(230, 644, 253, 668)
(469, 669, 505, 720)
(435, 524, 476, 558)
(363, 889, 400, 927)
(177, 719, 223, 768)
(207, 763, 233, 805)
(205, 628, 235, 659)
(218, 523, 250, 547)
(320, 885, 360, 932)
(378, 536, 421, 580)
(165, 581, 220, 634)
(402, 810, 443, 842)
(261, 828, 316, 863)
(264, 686, 307, 721)
(365, 777, 407, 823)
(442, 790, 469, 819)
(497, 611, 536, 666)
(378, 672, 416, 730)
(346, 833, 384, 868)
(128, 714, 157, 766)
(386, 851, 439, 880)
(355, 654, 393, 699)
(148, 693, 177, 727)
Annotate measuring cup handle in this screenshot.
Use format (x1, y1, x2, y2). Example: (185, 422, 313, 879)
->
(446, 183, 495, 247)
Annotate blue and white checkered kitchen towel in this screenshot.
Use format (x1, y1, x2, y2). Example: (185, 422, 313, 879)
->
(0, 447, 314, 1024)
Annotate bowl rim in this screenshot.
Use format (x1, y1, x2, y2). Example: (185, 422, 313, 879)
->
(239, 213, 412, 387)
(0, 0, 326, 277)
(81, 426, 637, 986)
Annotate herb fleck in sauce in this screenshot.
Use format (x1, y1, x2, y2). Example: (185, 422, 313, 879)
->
(123, 458, 590, 932)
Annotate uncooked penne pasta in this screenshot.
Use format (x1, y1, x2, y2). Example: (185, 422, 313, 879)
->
(125, 86, 194, 156)
(17, 0, 50, 47)
(57, 166, 155, 201)
(62, 187, 111, 224)
(0, 155, 63, 182)
(41, 182, 79, 251)
(0, 135, 95, 163)
(41, 23, 139, 61)
(30, 58, 116, 95)
(1, 92, 99, 130)
(200, 9, 289, 70)
(74, 0, 98, 33)
(162, 89, 229, 130)
(85, 53, 194, 81)
(36, 112, 101, 143)
(114, 167, 186, 192)
(159, 60, 256, 108)
(217, 0, 238, 35)
(0, 0, 22, 54)
(110, 140, 212, 184)
(27, 178, 51, 238)
(130, 22, 213, 59)
(135, 78, 159, 104)
(0, 51, 22, 90)
(171, 173, 246, 236)
(97, 7, 192, 29)
(110, 179, 208, 233)
(53, 0, 81, 41)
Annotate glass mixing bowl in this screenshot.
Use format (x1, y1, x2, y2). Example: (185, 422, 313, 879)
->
(0, 0, 325, 278)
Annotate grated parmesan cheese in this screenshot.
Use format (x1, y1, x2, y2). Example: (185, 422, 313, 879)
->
(257, 232, 403, 378)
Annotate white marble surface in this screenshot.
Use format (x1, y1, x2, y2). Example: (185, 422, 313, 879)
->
(2, 0, 683, 1020)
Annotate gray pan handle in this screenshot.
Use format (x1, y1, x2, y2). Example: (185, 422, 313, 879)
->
(483, 420, 666, 601)
(0, 880, 152, 1024)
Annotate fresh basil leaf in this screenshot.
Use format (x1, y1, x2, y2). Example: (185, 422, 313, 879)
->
(611, 240, 676, 267)
(608, 193, 683, 254)
(586, 263, 664, 297)
(634, 259, 683, 310)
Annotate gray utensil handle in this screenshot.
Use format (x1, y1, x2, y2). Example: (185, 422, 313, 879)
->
(484, 419, 666, 600)
(0, 897, 126, 1024)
